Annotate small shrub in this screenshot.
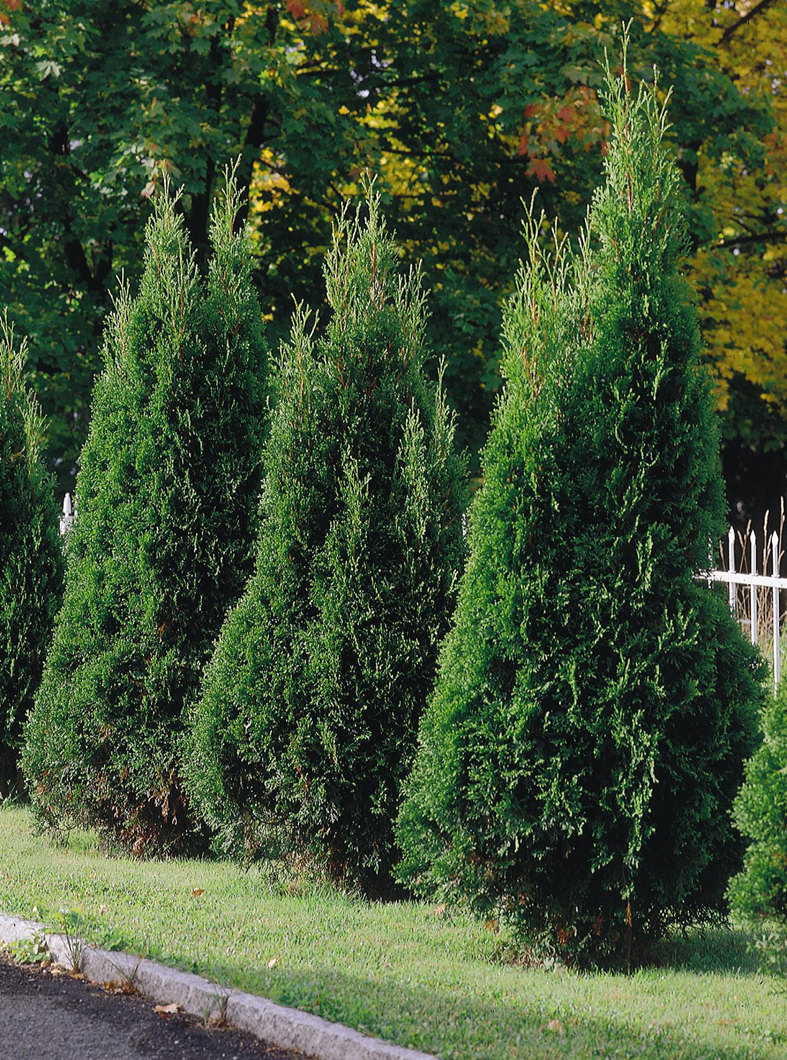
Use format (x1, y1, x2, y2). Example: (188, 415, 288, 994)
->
(0, 317, 63, 797)
(22, 173, 268, 855)
(729, 675, 787, 972)
(186, 188, 467, 895)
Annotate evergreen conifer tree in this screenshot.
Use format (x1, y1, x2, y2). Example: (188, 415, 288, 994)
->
(728, 675, 787, 942)
(0, 317, 63, 796)
(22, 174, 267, 854)
(396, 62, 764, 966)
(186, 190, 467, 894)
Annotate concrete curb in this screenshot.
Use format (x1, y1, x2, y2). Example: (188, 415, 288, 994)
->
(0, 913, 438, 1060)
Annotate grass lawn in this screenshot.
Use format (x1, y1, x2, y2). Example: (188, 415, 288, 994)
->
(0, 806, 784, 1060)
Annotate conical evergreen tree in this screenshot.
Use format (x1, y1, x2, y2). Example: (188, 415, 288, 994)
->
(0, 317, 63, 797)
(186, 190, 467, 894)
(22, 174, 268, 854)
(728, 674, 787, 939)
(396, 63, 764, 966)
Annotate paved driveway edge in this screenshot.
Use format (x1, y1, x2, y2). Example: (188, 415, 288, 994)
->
(0, 914, 437, 1060)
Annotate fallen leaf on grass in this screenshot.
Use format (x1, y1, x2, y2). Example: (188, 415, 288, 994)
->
(545, 1019, 565, 1034)
(154, 1003, 181, 1016)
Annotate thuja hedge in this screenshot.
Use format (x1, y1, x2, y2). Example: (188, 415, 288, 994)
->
(0, 317, 63, 797)
(729, 673, 787, 946)
(22, 176, 268, 855)
(396, 65, 764, 967)
(186, 191, 467, 895)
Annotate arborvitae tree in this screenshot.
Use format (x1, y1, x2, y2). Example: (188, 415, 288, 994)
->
(396, 64, 764, 967)
(22, 175, 267, 854)
(186, 191, 467, 895)
(728, 675, 787, 940)
(0, 317, 63, 796)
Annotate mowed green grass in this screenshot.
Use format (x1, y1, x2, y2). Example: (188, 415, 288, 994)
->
(0, 807, 783, 1060)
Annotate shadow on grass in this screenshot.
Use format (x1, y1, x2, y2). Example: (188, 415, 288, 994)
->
(654, 925, 760, 976)
(191, 956, 785, 1060)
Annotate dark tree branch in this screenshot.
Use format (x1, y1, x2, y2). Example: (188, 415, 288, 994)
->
(236, 95, 271, 228)
(647, 0, 673, 34)
(188, 35, 224, 263)
(676, 140, 702, 200)
(62, 236, 94, 288)
(718, 0, 779, 45)
(715, 229, 787, 248)
(236, 5, 279, 228)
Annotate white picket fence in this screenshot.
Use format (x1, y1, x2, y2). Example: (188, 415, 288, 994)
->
(707, 526, 785, 692)
(59, 492, 76, 536)
(58, 493, 784, 689)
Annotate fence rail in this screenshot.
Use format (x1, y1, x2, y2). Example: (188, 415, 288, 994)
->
(706, 521, 784, 692)
(58, 493, 785, 690)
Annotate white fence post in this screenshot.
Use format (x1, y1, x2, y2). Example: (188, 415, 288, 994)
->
(59, 492, 75, 536)
(750, 532, 758, 646)
(703, 515, 785, 695)
(727, 526, 736, 613)
(773, 531, 781, 690)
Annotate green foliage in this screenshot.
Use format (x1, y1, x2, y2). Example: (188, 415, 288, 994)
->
(3, 931, 51, 966)
(0, 317, 63, 796)
(728, 675, 787, 967)
(21, 175, 268, 856)
(186, 189, 467, 894)
(0, 2, 779, 494)
(396, 62, 764, 968)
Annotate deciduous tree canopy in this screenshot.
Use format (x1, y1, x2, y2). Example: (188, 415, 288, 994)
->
(1, 1, 784, 507)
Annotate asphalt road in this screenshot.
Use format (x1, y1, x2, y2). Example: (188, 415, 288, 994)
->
(0, 956, 308, 1060)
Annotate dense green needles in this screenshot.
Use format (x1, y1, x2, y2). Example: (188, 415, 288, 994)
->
(9, 49, 779, 988)
(396, 63, 764, 967)
(186, 190, 467, 894)
(729, 673, 787, 960)
(22, 175, 268, 855)
(0, 318, 63, 796)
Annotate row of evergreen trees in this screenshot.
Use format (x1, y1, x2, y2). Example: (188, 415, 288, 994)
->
(3, 62, 784, 967)
(0, 317, 63, 796)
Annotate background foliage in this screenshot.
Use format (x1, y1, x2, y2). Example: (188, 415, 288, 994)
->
(1, 0, 784, 515)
